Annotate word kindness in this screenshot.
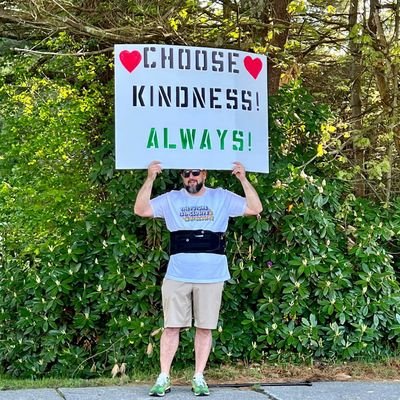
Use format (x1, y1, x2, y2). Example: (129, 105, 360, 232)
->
(146, 127, 253, 152)
(133, 86, 260, 111)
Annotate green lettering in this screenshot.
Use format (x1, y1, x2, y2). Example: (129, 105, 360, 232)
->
(180, 129, 196, 149)
(146, 128, 159, 149)
(232, 130, 244, 151)
(163, 128, 176, 149)
(217, 129, 227, 150)
(200, 129, 212, 150)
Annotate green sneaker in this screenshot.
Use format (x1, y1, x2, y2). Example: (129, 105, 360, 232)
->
(192, 375, 210, 396)
(149, 374, 171, 397)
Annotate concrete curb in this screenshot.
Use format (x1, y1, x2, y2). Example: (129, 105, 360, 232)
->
(1, 381, 399, 400)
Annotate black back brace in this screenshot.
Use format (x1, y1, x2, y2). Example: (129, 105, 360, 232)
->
(169, 230, 226, 255)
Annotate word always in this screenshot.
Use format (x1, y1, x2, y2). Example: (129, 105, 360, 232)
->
(146, 128, 253, 151)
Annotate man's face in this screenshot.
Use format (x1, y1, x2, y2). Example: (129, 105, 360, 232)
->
(181, 169, 206, 194)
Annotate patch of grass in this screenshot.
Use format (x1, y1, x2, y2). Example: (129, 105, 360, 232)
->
(1, 358, 399, 391)
(0, 377, 121, 391)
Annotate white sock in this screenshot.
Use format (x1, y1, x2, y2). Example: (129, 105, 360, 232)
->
(159, 372, 169, 380)
(194, 372, 204, 379)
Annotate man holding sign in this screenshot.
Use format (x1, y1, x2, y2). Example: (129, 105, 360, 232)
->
(134, 161, 262, 397)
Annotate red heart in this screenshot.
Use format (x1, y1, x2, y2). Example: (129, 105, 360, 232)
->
(243, 56, 263, 79)
(119, 50, 142, 73)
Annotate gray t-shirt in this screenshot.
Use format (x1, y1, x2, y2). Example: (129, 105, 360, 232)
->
(150, 187, 246, 283)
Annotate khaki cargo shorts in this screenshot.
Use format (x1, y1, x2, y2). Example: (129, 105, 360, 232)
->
(161, 279, 224, 329)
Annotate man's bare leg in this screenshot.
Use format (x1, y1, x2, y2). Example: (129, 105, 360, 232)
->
(194, 327, 212, 374)
(160, 327, 180, 374)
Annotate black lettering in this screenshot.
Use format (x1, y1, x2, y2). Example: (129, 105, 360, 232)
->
(161, 47, 174, 69)
(158, 86, 172, 106)
(132, 85, 258, 110)
(211, 51, 224, 72)
(241, 90, 252, 111)
(226, 88, 238, 109)
(195, 50, 208, 71)
(178, 49, 191, 70)
(150, 86, 154, 106)
(210, 88, 222, 109)
(143, 47, 156, 68)
(133, 85, 145, 106)
(176, 86, 189, 107)
(142, 47, 244, 74)
(228, 52, 239, 73)
(193, 87, 206, 108)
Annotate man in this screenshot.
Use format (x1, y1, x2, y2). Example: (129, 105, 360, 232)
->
(134, 161, 262, 397)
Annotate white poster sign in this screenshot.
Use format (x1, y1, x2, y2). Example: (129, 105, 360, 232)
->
(115, 44, 268, 172)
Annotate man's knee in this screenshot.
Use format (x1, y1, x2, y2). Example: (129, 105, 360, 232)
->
(163, 327, 181, 338)
(196, 327, 211, 337)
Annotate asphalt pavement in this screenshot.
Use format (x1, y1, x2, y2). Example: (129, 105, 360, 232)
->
(0, 381, 400, 400)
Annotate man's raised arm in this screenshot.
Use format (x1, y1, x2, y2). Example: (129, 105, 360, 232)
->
(232, 161, 263, 216)
(134, 161, 162, 217)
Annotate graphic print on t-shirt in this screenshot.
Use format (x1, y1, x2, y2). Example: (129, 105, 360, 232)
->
(180, 205, 214, 222)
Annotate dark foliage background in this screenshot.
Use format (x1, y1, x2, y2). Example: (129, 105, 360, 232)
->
(0, 39, 399, 377)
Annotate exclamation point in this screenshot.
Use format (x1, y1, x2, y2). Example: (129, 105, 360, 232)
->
(256, 92, 259, 111)
(248, 132, 252, 151)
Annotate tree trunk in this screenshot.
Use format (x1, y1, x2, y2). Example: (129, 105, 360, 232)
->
(386, 0, 400, 203)
(267, 0, 290, 95)
(349, 0, 365, 196)
(367, 0, 399, 201)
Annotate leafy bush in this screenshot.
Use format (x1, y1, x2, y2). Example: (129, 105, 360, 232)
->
(0, 42, 399, 377)
(213, 174, 400, 364)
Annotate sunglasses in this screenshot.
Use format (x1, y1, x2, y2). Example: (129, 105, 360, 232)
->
(181, 169, 202, 178)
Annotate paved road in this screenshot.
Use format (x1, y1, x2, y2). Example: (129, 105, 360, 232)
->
(0, 381, 399, 400)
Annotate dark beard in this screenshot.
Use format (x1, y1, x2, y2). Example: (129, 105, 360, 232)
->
(184, 181, 204, 194)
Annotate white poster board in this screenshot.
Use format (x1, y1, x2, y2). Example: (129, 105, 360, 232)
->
(115, 44, 268, 172)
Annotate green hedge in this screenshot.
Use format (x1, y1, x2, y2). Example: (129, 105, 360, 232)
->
(0, 48, 399, 377)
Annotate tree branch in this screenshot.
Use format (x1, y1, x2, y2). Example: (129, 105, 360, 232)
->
(11, 46, 114, 56)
